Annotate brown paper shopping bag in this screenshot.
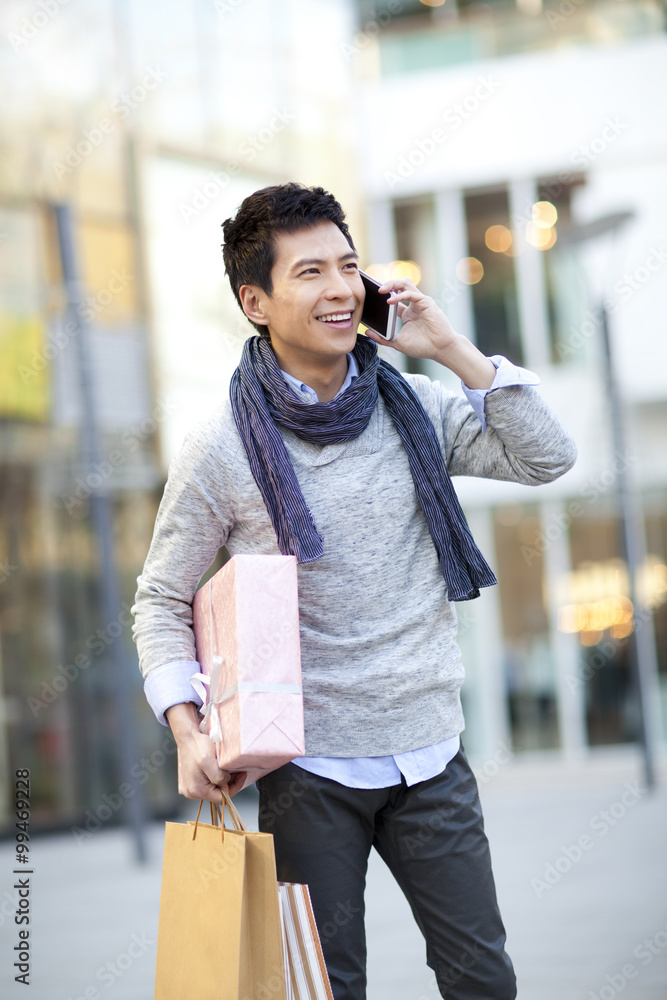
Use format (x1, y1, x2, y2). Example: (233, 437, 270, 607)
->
(154, 794, 287, 1000)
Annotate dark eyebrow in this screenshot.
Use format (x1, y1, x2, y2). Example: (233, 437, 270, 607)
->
(290, 251, 359, 273)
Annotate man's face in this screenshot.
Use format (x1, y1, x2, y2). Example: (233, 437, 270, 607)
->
(241, 221, 365, 365)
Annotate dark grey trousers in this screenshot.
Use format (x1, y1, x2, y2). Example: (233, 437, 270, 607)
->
(257, 749, 517, 1000)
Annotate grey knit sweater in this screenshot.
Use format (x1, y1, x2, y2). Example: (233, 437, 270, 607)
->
(132, 374, 576, 756)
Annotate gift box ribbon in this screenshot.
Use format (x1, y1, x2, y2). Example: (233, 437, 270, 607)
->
(191, 662, 302, 743)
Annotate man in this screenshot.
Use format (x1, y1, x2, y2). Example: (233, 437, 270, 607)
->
(133, 182, 576, 999)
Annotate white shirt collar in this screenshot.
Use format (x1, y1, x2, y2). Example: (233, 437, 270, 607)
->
(281, 353, 359, 404)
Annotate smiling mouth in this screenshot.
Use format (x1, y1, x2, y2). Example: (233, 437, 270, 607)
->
(316, 311, 353, 325)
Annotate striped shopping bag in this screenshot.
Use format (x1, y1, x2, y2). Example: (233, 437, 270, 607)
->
(278, 883, 334, 1000)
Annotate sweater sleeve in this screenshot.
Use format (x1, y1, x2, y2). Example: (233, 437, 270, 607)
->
(131, 416, 236, 680)
(407, 373, 577, 485)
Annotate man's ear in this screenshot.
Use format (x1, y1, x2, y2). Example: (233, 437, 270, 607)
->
(239, 285, 270, 327)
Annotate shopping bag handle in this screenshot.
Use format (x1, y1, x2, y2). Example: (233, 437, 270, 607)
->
(192, 789, 246, 841)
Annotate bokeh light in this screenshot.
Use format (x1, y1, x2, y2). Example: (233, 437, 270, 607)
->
(364, 263, 392, 283)
(365, 260, 422, 284)
(485, 225, 513, 253)
(526, 222, 557, 250)
(532, 200, 558, 228)
(455, 257, 484, 284)
(390, 259, 422, 284)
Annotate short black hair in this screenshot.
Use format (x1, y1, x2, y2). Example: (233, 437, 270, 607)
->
(221, 182, 356, 336)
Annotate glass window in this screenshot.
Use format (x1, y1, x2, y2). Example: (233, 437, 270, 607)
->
(78, 219, 138, 326)
(494, 503, 559, 751)
(392, 196, 437, 378)
(394, 196, 438, 294)
(566, 514, 637, 746)
(537, 177, 590, 365)
(0, 207, 49, 422)
(464, 188, 522, 365)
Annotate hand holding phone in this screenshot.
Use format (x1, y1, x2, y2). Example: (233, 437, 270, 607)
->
(359, 270, 399, 342)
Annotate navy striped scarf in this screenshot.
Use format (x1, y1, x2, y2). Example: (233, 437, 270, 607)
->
(229, 334, 497, 601)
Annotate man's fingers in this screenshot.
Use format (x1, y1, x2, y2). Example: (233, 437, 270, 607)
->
(174, 729, 245, 802)
(378, 276, 417, 294)
(226, 772, 247, 797)
(201, 758, 230, 786)
(178, 769, 245, 802)
(178, 771, 226, 802)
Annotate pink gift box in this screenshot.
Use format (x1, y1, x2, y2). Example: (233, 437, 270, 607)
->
(192, 554, 305, 788)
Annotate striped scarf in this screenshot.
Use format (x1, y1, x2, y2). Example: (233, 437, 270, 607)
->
(229, 334, 497, 601)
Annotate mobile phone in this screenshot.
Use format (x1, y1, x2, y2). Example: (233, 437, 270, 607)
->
(359, 270, 399, 342)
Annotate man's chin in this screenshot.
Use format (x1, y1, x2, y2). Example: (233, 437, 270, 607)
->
(268, 326, 359, 361)
(321, 324, 360, 352)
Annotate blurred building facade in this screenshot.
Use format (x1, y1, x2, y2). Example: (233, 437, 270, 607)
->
(1, 0, 665, 829)
(352, 0, 667, 761)
(0, 0, 362, 828)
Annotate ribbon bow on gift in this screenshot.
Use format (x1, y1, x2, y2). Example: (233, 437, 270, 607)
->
(191, 658, 304, 745)
(191, 657, 225, 743)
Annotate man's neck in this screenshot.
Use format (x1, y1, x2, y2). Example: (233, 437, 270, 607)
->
(270, 346, 349, 403)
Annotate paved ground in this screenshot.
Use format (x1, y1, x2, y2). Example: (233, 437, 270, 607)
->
(1, 746, 665, 1000)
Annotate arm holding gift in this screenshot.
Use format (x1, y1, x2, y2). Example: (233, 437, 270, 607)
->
(133, 424, 244, 800)
(134, 430, 305, 800)
(166, 701, 246, 800)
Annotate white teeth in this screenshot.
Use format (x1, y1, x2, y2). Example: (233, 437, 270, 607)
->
(318, 312, 352, 322)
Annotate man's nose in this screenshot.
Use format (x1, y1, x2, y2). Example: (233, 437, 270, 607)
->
(324, 269, 355, 298)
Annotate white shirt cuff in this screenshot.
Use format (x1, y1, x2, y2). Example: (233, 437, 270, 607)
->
(144, 660, 203, 726)
(461, 355, 540, 431)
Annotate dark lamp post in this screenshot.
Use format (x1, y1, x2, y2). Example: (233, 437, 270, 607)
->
(54, 204, 149, 860)
(557, 209, 660, 790)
